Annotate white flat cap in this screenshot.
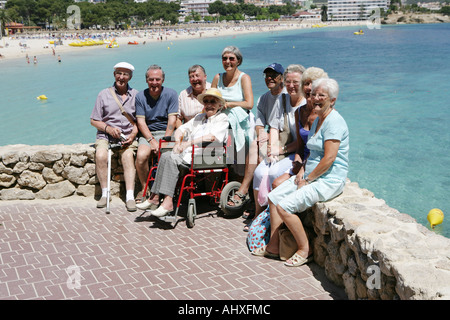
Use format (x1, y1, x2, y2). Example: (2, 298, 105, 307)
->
(113, 62, 135, 72)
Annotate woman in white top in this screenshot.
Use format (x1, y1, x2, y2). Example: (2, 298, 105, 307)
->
(251, 65, 307, 219)
(136, 88, 229, 217)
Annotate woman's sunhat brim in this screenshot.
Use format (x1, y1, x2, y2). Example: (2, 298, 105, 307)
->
(197, 88, 226, 105)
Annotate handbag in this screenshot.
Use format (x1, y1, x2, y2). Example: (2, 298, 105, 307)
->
(279, 226, 297, 261)
(278, 94, 293, 160)
(246, 207, 271, 252)
(257, 170, 271, 207)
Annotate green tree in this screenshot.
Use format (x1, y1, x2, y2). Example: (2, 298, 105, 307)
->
(440, 6, 450, 15)
(208, 1, 227, 16)
(321, 5, 328, 22)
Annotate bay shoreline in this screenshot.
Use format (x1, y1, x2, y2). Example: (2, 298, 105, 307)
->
(0, 21, 372, 62)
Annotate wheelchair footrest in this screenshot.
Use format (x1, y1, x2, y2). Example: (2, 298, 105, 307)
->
(158, 215, 177, 223)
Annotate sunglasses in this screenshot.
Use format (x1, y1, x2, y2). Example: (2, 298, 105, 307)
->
(222, 56, 236, 62)
(203, 99, 218, 104)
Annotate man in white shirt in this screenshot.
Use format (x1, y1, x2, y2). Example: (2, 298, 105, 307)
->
(176, 65, 211, 128)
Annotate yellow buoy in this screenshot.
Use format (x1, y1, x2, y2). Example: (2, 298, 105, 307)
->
(37, 95, 48, 100)
(427, 208, 444, 228)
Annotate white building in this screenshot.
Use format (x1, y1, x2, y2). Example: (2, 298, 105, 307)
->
(417, 2, 442, 11)
(179, 0, 236, 21)
(292, 10, 322, 21)
(179, 0, 213, 21)
(327, 0, 389, 21)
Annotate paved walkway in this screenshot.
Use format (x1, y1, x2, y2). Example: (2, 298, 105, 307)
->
(0, 196, 346, 300)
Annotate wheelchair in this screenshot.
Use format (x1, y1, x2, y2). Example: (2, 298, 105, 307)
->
(139, 137, 245, 228)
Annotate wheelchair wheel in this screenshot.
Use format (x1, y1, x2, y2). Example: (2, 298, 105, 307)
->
(220, 181, 245, 217)
(186, 203, 195, 228)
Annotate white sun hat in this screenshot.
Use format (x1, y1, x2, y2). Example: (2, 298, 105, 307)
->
(113, 62, 135, 72)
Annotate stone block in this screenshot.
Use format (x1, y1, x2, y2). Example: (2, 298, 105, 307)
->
(0, 188, 35, 200)
(30, 151, 62, 163)
(36, 180, 76, 199)
(0, 173, 16, 187)
(17, 170, 46, 190)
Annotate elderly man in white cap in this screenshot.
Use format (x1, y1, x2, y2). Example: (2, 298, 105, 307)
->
(90, 62, 139, 212)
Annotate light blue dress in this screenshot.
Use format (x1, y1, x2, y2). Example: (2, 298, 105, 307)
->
(217, 72, 254, 153)
(268, 109, 349, 214)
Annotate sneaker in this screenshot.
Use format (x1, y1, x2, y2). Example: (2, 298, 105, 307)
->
(97, 197, 107, 208)
(126, 199, 137, 212)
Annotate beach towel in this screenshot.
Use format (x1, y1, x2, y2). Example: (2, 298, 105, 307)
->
(224, 107, 251, 153)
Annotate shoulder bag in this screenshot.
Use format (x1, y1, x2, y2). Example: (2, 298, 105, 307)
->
(278, 94, 293, 160)
(109, 87, 136, 126)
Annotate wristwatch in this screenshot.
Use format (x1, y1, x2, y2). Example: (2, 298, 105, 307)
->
(147, 137, 154, 143)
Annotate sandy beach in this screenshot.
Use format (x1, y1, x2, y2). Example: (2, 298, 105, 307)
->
(0, 21, 365, 61)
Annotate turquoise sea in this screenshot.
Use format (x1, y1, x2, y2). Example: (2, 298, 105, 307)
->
(1, 23, 449, 237)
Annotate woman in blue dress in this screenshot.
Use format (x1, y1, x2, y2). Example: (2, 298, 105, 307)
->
(252, 78, 349, 267)
(272, 67, 329, 189)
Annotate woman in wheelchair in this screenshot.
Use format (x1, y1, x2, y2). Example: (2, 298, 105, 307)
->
(136, 88, 229, 217)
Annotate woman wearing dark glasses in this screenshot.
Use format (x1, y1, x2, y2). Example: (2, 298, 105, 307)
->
(212, 46, 255, 209)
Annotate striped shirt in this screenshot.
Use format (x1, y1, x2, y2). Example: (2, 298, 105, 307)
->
(177, 82, 211, 123)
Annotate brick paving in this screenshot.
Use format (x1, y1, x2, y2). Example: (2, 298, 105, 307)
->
(0, 196, 346, 300)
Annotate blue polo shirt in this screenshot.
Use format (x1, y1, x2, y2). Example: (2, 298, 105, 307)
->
(135, 86, 179, 131)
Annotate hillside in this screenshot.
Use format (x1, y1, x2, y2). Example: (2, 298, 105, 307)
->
(383, 11, 450, 24)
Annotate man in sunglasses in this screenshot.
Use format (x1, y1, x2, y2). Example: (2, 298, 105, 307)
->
(241, 63, 286, 228)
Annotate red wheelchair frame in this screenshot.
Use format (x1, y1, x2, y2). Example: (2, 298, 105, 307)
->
(140, 137, 241, 228)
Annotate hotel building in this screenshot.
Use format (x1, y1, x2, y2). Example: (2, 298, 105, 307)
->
(327, 0, 389, 21)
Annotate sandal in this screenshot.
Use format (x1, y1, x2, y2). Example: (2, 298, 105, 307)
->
(251, 245, 279, 260)
(243, 223, 251, 232)
(227, 191, 248, 207)
(241, 208, 255, 220)
(284, 252, 313, 267)
(135, 190, 147, 204)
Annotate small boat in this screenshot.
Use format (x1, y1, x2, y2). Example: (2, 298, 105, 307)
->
(128, 41, 139, 45)
(69, 41, 84, 47)
(69, 39, 105, 47)
(354, 30, 364, 35)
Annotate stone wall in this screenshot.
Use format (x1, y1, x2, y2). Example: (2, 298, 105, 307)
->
(305, 181, 450, 300)
(0, 144, 124, 201)
(1, 144, 450, 299)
